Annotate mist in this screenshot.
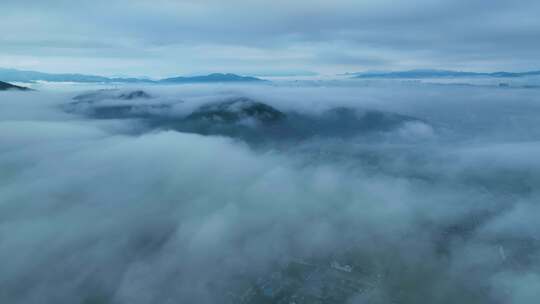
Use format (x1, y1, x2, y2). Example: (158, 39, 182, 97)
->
(1, 83, 539, 303)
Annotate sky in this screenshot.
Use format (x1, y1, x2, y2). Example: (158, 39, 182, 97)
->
(2, 0, 540, 77)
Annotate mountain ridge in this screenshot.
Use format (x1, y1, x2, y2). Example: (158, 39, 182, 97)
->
(348, 69, 540, 79)
(0, 68, 266, 84)
(161, 73, 265, 83)
(0, 80, 30, 91)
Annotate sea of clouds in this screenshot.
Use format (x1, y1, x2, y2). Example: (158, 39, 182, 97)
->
(1, 82, 539, 303)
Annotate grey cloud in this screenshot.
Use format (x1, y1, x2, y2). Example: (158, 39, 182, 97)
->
(315, 51, 391, 66)
(2, 0, 540, 74)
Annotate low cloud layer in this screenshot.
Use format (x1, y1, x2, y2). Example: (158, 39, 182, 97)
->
(1, 83, 540, 303)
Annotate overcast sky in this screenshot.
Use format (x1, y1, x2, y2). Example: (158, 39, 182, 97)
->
(2, 0, 540, 77)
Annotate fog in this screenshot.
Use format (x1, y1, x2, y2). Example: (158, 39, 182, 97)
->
(1, 83, 539, 303)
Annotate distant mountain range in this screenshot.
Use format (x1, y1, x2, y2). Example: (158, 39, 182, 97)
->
(160, 73, 263, 83)
(348, 69, 540, 79)
(7, 67, 540, 84)
(0, 81, 30, 91)
(0, 68, 266, 84)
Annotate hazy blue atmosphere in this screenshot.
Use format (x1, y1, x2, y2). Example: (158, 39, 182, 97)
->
(1, 1, 540, 304)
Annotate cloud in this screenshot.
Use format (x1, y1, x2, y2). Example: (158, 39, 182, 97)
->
(2, 0, 540, 75)
(1, 82, 540, 303)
